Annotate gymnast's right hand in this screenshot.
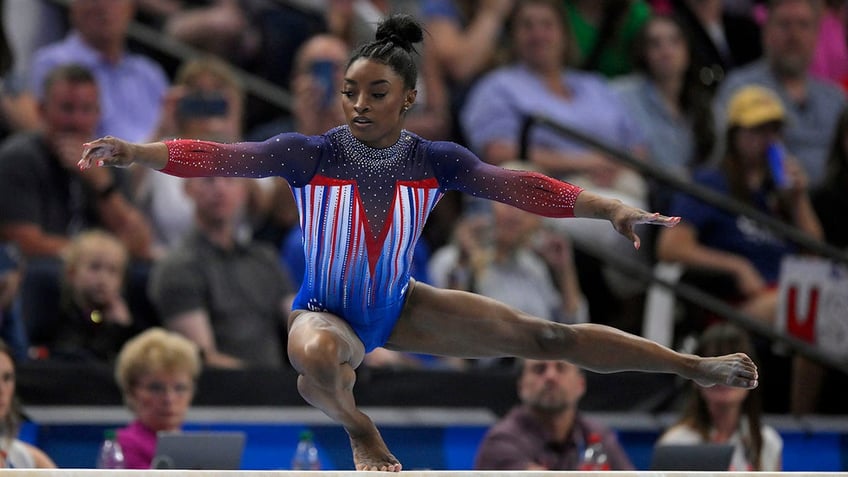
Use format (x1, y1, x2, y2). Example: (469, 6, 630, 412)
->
(78, 136, 135, 170)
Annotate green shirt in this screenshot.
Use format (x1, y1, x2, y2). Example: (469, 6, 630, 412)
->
(564, 1, 652, 77)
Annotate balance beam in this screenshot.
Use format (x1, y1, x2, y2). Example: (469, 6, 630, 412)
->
(1, 471, 846, 476)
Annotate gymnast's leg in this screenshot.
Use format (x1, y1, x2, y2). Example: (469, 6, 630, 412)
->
(287, 311, 400, 472)
(387, 280, 758, 389)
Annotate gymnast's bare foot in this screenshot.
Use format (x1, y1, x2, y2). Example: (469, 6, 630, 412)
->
(692, 353, 759, 388)
(350, 428, 401, 472)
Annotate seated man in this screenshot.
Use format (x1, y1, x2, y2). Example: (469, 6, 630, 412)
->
(0, 64, 153, 260)
(148, 175, 294, 369)
(475, 358, 634, 470)
(0, 64, 155, 344)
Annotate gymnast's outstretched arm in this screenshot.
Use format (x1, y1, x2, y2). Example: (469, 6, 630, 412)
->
(78, 133, 322, 184)
(431, 141, 679, 249)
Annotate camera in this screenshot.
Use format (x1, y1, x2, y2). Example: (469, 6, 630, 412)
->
(176, 91, 229, 119)
(310, 60, 337, 107)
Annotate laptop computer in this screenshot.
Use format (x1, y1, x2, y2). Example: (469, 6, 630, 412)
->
(650, 443, 735, 471)
(152, 431, 246, 470)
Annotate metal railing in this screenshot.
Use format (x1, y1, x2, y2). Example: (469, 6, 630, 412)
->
(519, 114, 848, 375)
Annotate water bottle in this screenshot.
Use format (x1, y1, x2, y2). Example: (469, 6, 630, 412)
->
(291, 430, 320, 470)
(578, 432, 610, 470)
(96, 429, 125, 469)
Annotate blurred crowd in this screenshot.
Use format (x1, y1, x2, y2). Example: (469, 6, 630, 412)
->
(0, 0, 847, 435)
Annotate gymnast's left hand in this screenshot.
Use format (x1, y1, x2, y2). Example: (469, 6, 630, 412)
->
(78, 136, 136, 170)
(610, 203, 680, 250)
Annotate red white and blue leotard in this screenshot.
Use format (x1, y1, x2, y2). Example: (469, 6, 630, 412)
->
(161, 126, 583, 351)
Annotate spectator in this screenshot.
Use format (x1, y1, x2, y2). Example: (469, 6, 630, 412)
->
(613, 14, 715, 210)
(136, 0, 260, 65)
(474, 358, 634, 470)
(27, 0, 169, 142)
(669, 0, 762, 92)
(657, 85, 822, 326)
(812, 105, 848, 250)
(0, 339, 56, 468)
(656, 85, 823, 413)
(0, 243, 28, 362)
(2, 0, 66, 85)
(461, 0, 651, 314)
(41, 230, 143, 363)
(657, 322, 782, 471)
(802, 105, 848, 415)
(246, 32, 348, 145)
(714, 0, 846, 188)
(421, 0, 513, 144)
(564, 0, 653, 78)
(114, 327, 201, 469)
(422, 0, 512, 86)
(0, 0, 65, 134)
(429, 163, 588, 329)
(0, 64, 153, 260)
(250, 34, 348, 248)
(148, 175, 295, 369)
(809, 0, 848, 89)
(137, 56, 259, 255)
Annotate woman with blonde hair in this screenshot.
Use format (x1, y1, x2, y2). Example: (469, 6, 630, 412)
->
(114, 327, 201, 469)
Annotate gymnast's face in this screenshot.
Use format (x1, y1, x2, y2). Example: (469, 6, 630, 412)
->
(342, 58, 416, 149)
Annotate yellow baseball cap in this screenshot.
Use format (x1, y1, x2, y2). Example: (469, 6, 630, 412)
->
(726, 85, 786, 128)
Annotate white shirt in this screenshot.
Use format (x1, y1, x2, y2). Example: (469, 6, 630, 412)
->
(658, 418, 782, 471)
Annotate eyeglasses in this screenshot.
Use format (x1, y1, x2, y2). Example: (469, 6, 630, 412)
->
(137, 381, 194, 397)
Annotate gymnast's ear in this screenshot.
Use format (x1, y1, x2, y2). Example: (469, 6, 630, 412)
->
(404, 89, 417, 108)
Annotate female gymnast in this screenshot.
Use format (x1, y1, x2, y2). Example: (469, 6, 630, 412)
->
(79, 13, 758, 472)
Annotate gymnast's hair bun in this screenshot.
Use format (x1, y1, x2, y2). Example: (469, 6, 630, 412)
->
(375, 14, 424, 52)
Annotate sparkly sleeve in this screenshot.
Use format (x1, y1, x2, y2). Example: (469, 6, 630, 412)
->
(430, 141, 583, 218)
(161, 133, 323, 184)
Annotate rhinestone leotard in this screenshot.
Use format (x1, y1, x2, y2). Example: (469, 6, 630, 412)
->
(162, 126, 583, 351)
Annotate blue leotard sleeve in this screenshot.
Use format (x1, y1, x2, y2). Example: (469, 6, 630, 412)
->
(161, 133, 323, 186)
(428, 140, 583, 217)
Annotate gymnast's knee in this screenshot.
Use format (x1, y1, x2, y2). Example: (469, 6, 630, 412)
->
(288, 329, 344, 376)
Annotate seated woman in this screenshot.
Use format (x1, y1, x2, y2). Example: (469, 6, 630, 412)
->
(656, 85, 823, 325)
(656, 85, 823, 414)
(114, 328, 202, 469)
(657, 322, 782, 471)
(0, 340, 56, 468)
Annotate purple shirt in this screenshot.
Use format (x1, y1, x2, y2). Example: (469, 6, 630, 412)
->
(116, 420, 158, 469)
(29, 32, 168, 142)
(461, 64, 644, 158)
(474, 405, 634, 470)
